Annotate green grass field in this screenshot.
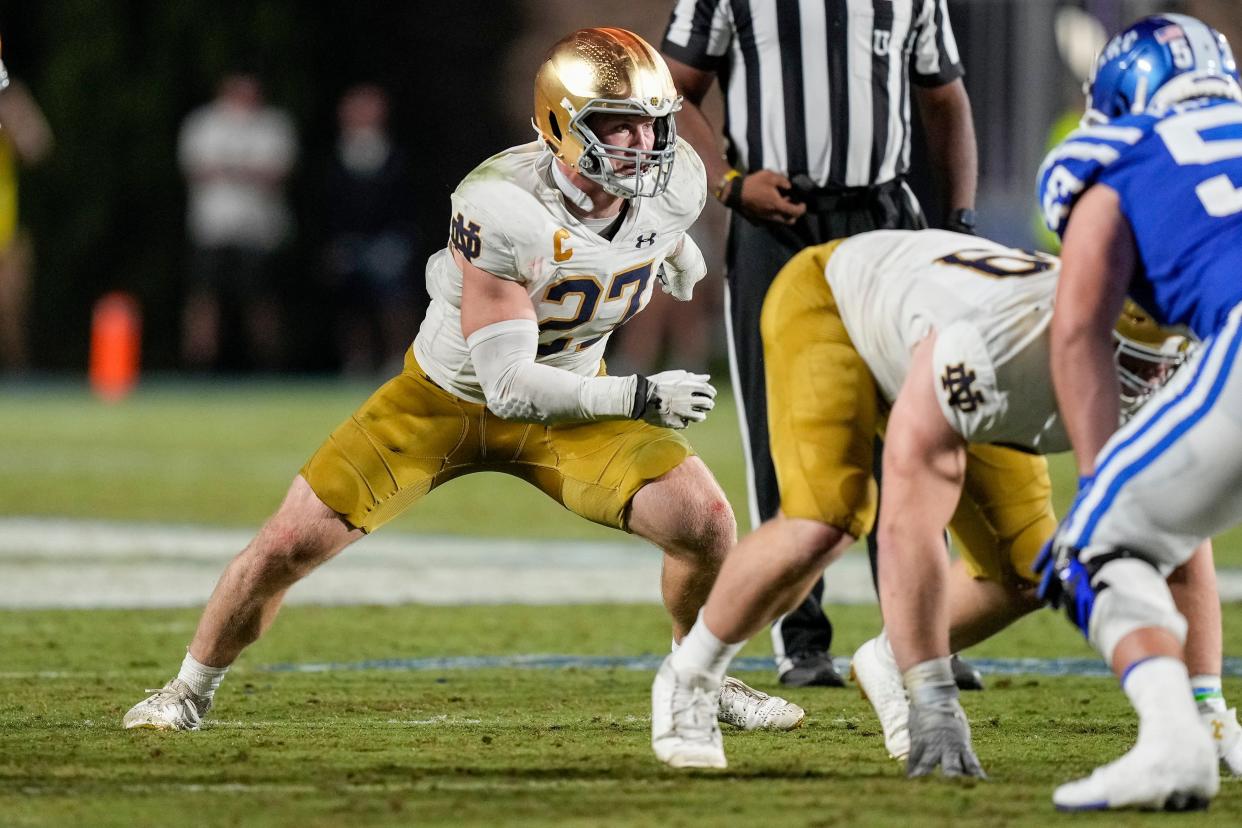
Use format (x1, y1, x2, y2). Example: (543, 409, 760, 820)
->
(3, 603, 1242, 827)
(2, 380, 1242, 824)
(4, 380, 1242, 563)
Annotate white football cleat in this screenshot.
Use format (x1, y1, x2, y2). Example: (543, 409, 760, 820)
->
(123, 679, 211, 731)
(651, 655, 726, 769)
(850, 636, 910, 759)
(1202, 708, 1242, 776)
(1052, 732, 1218, 811)
(716, 676, 805, 731)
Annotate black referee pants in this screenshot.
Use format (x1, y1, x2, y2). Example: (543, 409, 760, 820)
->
(723, 179, 926, 666)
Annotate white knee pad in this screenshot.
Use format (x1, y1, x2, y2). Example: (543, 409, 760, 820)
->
(1087, 557, 1188, 664)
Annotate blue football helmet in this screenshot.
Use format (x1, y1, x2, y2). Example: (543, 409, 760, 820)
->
(1084, 13, 1241, 125)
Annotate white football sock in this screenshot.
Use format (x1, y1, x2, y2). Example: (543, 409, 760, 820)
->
(669, 611, 743, 682)
(1191, 674, 1228, 714)
(1123, 657, 1199, 741)
(178, 651, 229, 700)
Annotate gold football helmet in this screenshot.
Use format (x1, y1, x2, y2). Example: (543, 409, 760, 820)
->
(1114, 297, 1193, 418)
(533, 28, 680, 199)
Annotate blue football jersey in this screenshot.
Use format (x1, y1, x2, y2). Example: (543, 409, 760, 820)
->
(1037, 98, 1242, 339)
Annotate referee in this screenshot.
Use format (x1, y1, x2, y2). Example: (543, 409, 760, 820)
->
(661, 0, 980, 687)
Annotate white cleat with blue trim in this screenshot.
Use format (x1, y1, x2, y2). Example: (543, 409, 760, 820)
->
(1052, 734, 1218, 811)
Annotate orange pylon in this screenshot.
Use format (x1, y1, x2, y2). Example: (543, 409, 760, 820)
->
(89, 292, 141, 401)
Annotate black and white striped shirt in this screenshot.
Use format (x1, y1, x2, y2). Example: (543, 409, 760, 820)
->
(662, 0, 963, 188)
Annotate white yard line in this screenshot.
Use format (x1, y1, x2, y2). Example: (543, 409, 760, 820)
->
(0, 517, 880, 609)
(4, 517, 1242, 609)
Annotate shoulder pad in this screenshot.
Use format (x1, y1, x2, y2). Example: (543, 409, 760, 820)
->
(1036, 120, 1149, 239)
(448, 186, 523, 281)
(664, 137, 708, 219)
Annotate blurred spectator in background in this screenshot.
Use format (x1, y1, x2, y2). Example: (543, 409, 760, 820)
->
(0, 71, 53, 374)
(1033, 5, 1108, 253)
(321, 84, 419, 376)
(178, 72, 297, 373)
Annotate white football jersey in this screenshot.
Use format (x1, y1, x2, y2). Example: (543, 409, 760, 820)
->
(413, 138, 706, 403)
(826, 230, 1069, 454)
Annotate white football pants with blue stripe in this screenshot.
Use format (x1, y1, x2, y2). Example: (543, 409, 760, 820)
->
(1064, 302, 1242, 584)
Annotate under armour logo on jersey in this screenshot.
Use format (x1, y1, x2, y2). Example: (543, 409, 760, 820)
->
(941, 364, 985, 413)
(450, 213, 482, 262)
(635, 231, 657, 248)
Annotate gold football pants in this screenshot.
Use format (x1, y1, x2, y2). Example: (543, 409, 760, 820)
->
(302, 350, 693, 533)
(762, 241, 1054, 586)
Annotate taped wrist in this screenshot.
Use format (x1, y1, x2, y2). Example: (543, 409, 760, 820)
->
(904, 657, 958, 709)
(467, 319, 636, 423)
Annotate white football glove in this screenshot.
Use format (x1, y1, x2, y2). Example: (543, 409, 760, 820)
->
(636, 370, 717, 429)
(657, 235, 708, 301)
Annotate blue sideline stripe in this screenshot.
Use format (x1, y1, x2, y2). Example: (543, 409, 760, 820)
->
(260, 654, 1242, 678)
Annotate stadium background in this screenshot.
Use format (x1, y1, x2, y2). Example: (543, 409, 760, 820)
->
(0, 0, 1233, 375)
(4, 2, 1242, 824)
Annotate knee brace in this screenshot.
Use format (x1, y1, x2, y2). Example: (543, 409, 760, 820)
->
(1086, 555, 1188, 665)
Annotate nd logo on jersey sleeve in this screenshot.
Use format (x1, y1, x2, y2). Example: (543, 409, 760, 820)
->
(449, 212, 483, 262)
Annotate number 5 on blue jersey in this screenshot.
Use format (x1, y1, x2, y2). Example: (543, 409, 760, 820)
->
(1155, 106, 1242, 217)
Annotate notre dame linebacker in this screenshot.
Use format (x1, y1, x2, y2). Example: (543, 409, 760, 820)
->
(123, 28, 803, 741)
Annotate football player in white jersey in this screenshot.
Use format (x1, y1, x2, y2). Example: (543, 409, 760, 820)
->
(122, 28, 803, 738)
(652, 229, 1240, 776)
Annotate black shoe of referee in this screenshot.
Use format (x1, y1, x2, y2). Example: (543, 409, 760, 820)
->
(951, 653, 985, 691)
(778, 652, 846, 688)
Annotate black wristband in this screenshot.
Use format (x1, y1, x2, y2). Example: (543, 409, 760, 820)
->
(723, 174, 744, 210)
(631, 375, 650, 419)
